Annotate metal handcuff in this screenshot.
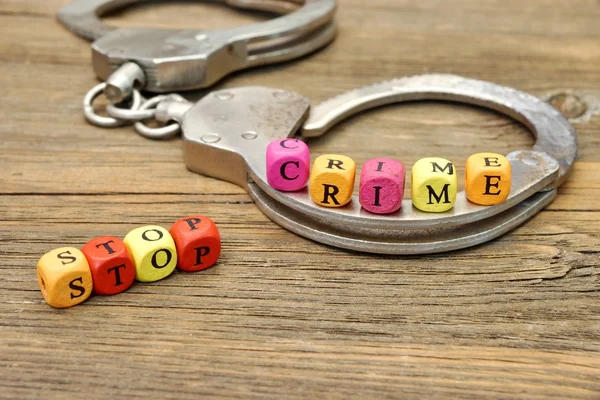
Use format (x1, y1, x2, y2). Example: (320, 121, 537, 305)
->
(58, 1, 577, 255)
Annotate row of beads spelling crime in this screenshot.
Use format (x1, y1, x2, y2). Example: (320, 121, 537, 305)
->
(266, 139, 512, 214)
(36, 216, 221, 309)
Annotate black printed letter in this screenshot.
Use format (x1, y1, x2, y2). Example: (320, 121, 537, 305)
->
(483, 175, 502, 195)
(280, 161, 300, 180)
(69, 277, 86, 299)
(427, 184, 451, 204)
(107, 264, 127, 286)
(321, 184, 341, 205)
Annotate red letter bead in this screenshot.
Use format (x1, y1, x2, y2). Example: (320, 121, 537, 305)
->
(266, 138, 310, 191)
(82, 236, 135, 295)
(169, 216, 221, 272)
(359, 158, 405, 214)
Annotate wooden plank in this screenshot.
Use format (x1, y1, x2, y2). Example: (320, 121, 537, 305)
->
(0, 0, 598, 398)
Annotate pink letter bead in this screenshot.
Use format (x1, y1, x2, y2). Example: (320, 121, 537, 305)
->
(359, 158, 405, 214)
(266, 138, 310, 191)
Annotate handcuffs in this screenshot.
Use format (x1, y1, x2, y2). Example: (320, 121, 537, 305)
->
(58, 0, 577, 255)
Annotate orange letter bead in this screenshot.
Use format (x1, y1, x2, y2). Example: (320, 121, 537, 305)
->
(123, 226, 178, 283)
(309, 154, 356, 207)
(82, 236, 135, 295)
(169, 216, 221, 272)
(36, 247, 93, 308)
(465, 153, 512, 205)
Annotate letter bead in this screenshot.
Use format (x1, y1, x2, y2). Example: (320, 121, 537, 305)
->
(36, 247, 93, 308)
(465, 153, 512, 205)
(169, 216, 221, 272)
(266, 138, 311, 191)
(359, 158, 405, 214)
(310, 154, 356, 207)
(123, 226, 178, 283)
(412, 157, 458, 212)
(82, 236, 135, 295)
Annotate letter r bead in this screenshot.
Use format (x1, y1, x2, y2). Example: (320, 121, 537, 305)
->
(310, 154, 356, 207)
(169, 216, 221, 272)
(266, 138, 310, 191)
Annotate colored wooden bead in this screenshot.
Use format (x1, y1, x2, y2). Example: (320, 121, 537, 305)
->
(82, 236, 135, 295)
(169, 216, 221, 272)
(465, 152, 512, 205)
(36, 247, 93, 308)
(123, 226, 178, 283)
(310, 154, 356, 207)
(266, 138, 311, 191)
(359, 158, 405, 214)
(412, 157, 458, 212)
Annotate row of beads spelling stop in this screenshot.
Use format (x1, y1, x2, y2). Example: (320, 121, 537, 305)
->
(36, 216, 221, 309)
(267, 139, 513, 214)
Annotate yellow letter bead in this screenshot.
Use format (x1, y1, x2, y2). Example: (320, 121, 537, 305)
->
(309, 154, 356, 207)
(36, 247, 93, 308)
(411, 157, 458, 212)
(465, 153, 511, 205)
(123, 226, 178, 283)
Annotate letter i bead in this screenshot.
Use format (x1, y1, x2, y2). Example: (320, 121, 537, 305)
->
(465, 153, 511, 205)
(170, 216, 221, 272)
(123, 226, 178, 283)
(36, 247, 93, 308)
(412, 157, 458, 212)
(82, 236, 135, 295)
(310, 154, 356, 207)
(359, 158, 405, 214)
(266, 138, 311, 191)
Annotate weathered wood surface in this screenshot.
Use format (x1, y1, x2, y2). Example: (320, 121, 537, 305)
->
(1, 0, 599, 398)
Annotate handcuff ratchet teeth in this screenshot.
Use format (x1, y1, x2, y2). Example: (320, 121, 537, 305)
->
(173, 74, 576, 254)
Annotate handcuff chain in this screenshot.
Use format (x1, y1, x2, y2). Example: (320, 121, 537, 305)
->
(82, 65, 188, 140)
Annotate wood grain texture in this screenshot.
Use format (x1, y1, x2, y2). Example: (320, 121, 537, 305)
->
(1, 0, 599, 398)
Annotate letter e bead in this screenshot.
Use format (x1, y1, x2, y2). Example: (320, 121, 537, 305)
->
(359, 158, 405, 214)
(310, 154, 356, 207)
(412, 157, 458, 212)
(169, 216, 221, 272)
(266, 138, 310, 191)
(465, 153, 511, 205)
(36, 247, 93, 308)
(123, 226, 177, 283)
(82, 236, 135, 295)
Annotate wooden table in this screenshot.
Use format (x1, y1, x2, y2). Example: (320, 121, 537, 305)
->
(1, 1, 599, 398)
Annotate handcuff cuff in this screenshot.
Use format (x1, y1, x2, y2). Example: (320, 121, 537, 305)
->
(58, 0, 577, 255)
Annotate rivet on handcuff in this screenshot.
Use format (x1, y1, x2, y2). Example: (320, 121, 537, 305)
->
(58, 0, 577, 255)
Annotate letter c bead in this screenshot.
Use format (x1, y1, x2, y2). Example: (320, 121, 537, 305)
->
(266, 138, 310, 191)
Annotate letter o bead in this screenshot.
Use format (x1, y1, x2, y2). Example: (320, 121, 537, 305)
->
(465, 153, 511, 205)
(123, 226, 178, 283)
(412, 157, 458, 213)
(36, 247, 93, 308)
(266, 138, 310, 191)
(82, 236, 135, 295)
(359, 158, 405, 214)
(310, 154, 356, 207)
(169, 216, 221, 272)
